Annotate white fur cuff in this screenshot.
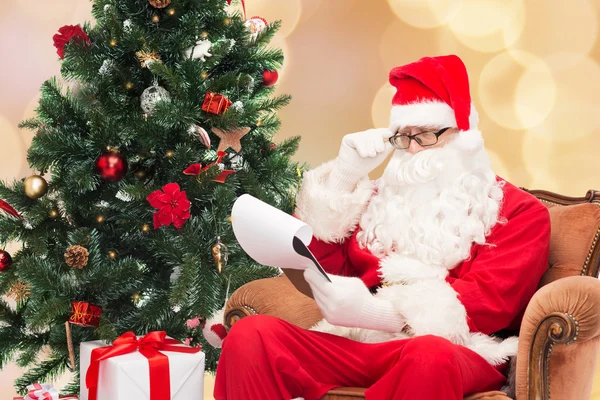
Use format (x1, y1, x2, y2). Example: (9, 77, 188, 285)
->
(379, 253, 448, 285)
(381, 280, 470, 344)
(295, 160, 374, 243)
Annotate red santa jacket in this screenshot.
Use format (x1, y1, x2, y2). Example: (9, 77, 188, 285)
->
(306, 177, 551, 336)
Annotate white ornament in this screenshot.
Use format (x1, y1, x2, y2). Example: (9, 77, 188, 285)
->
(231, 101, 244, 113)
(104, 4, 112, 13)
(229, 152, 244, 169)
(244, 16, 267, 42)
(99, 59, 114, 76)
(140, 84, 171, 115)
(184, 39, 212, 62)
(123, 19, 133, 32)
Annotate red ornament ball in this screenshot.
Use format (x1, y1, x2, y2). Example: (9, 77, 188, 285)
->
(262, 70, 279, 87)
(95, 151, 128, 182)
(0, 250, 12, 272)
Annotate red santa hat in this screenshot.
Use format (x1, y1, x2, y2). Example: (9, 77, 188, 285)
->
(388, 55, 478, 131)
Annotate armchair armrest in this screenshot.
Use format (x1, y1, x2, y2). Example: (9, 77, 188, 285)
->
(224, 274, 323, 330)
(516, 275, 600, 400)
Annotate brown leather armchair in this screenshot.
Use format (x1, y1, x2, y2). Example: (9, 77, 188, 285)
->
(223, 189, 600, 400)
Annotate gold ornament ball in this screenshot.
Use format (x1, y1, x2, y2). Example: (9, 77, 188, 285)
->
(96, 215, 105, 223)
(165, 150, 175, 158)
(132, 293, 141, 302)
(125, 82, 134, 90)
(49, 209, 59, 219)
(134, 169, 147, 179)
(167, 8, 175, 16)
(200, 71, 209, 79)
(227, 216, 233, 223)
(200, 31, 208, 39)
(152, 15, 160, 23)
(24, 175, 48, 199)
(142, 224, 151, 233)
(108, 250, 117, 260)
(224, 17, 232, 25)
(256, 119, 263, 127)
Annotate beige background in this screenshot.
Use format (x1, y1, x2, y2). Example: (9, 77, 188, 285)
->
(1, 0, 600, 398)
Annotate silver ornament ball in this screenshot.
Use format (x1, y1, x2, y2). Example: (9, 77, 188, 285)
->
(140, 85, 171, 115)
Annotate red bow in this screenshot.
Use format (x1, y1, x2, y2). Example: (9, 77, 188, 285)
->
(184, 151, 236, 183)
(226, 0, 246, 19)
(85, 331, 201, 400)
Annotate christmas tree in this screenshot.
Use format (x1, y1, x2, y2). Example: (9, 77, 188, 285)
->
(0, 0, 300, 394)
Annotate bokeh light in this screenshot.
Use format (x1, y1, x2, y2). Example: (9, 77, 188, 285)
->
(528, 55, 600, 143)
(0, 115, 25, 181)
(387, 0, 461, 29)
(448, 0, 525, 53)
(479, 51, 555, 130)
(371, 83, 396, 128)
(510, 0, 598, 63)
(487, 149, 510, 181)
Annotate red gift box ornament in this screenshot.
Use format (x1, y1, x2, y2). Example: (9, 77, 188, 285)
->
(69, 301, 102, 328)
(85, 331, 201, 400)
(202, 92, 232, 115)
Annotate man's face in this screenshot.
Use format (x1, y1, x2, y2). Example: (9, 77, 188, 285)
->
(395, 126, 460, 154)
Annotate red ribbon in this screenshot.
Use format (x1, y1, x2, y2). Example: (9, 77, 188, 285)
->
(226, 0, 246, 19)
(85, 331, 201, 400)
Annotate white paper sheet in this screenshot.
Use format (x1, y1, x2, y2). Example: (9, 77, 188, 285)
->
(231, 194, 329, 280)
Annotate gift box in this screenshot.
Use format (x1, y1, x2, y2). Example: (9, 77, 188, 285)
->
(69, 301, 102, 328)
(13, 383, 78, 399)
(80, 331, 204, 400)
(201, 92, 232, 115)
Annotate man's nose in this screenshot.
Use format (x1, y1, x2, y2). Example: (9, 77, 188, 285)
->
(407, 138, 423, 154)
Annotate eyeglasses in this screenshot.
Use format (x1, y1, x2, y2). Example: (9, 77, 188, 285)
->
(388, 127, 451, 149)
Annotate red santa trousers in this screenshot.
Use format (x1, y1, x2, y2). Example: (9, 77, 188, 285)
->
(214, 315, 507, 400)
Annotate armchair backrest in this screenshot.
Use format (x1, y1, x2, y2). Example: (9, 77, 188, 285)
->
(522, 189, 600, 287)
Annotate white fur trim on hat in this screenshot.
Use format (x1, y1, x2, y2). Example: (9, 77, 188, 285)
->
(295, 160, 374, 243)
(389, 101, 479, 131)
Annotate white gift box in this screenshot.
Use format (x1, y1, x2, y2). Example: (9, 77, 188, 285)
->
(80, 338, 205, 400)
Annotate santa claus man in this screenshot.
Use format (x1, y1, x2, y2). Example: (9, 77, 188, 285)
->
(214, 55, 550, 400)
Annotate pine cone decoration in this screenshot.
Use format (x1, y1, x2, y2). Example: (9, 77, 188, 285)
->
(65, 245, 89, 269)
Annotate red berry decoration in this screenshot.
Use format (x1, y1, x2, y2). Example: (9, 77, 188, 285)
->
(95, 151, 128, 182)
(262, 70, 279, 87)
(0, 249, 12, 272)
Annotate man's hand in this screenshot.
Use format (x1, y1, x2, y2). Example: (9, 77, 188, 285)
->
(338, 128, 394, 175)
(327, 128, 394, 191)
(304, 269, 372, 328)
(304, 269, 407, 332)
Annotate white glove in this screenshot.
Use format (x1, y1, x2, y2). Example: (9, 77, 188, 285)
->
(304, 269, 405, 332)
(327, 128, 394, 191)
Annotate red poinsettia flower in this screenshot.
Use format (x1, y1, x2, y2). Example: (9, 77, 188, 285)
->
(53, 25, 91, 59)
(146, 183, 191, 230)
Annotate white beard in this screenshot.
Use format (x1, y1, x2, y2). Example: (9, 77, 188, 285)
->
(356, 130, 504, 269)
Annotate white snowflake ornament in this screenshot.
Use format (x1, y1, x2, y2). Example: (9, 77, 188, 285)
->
(123, 19, 133, 32)
(99, 59, 114, 76)
(231, 101, 244, 113)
